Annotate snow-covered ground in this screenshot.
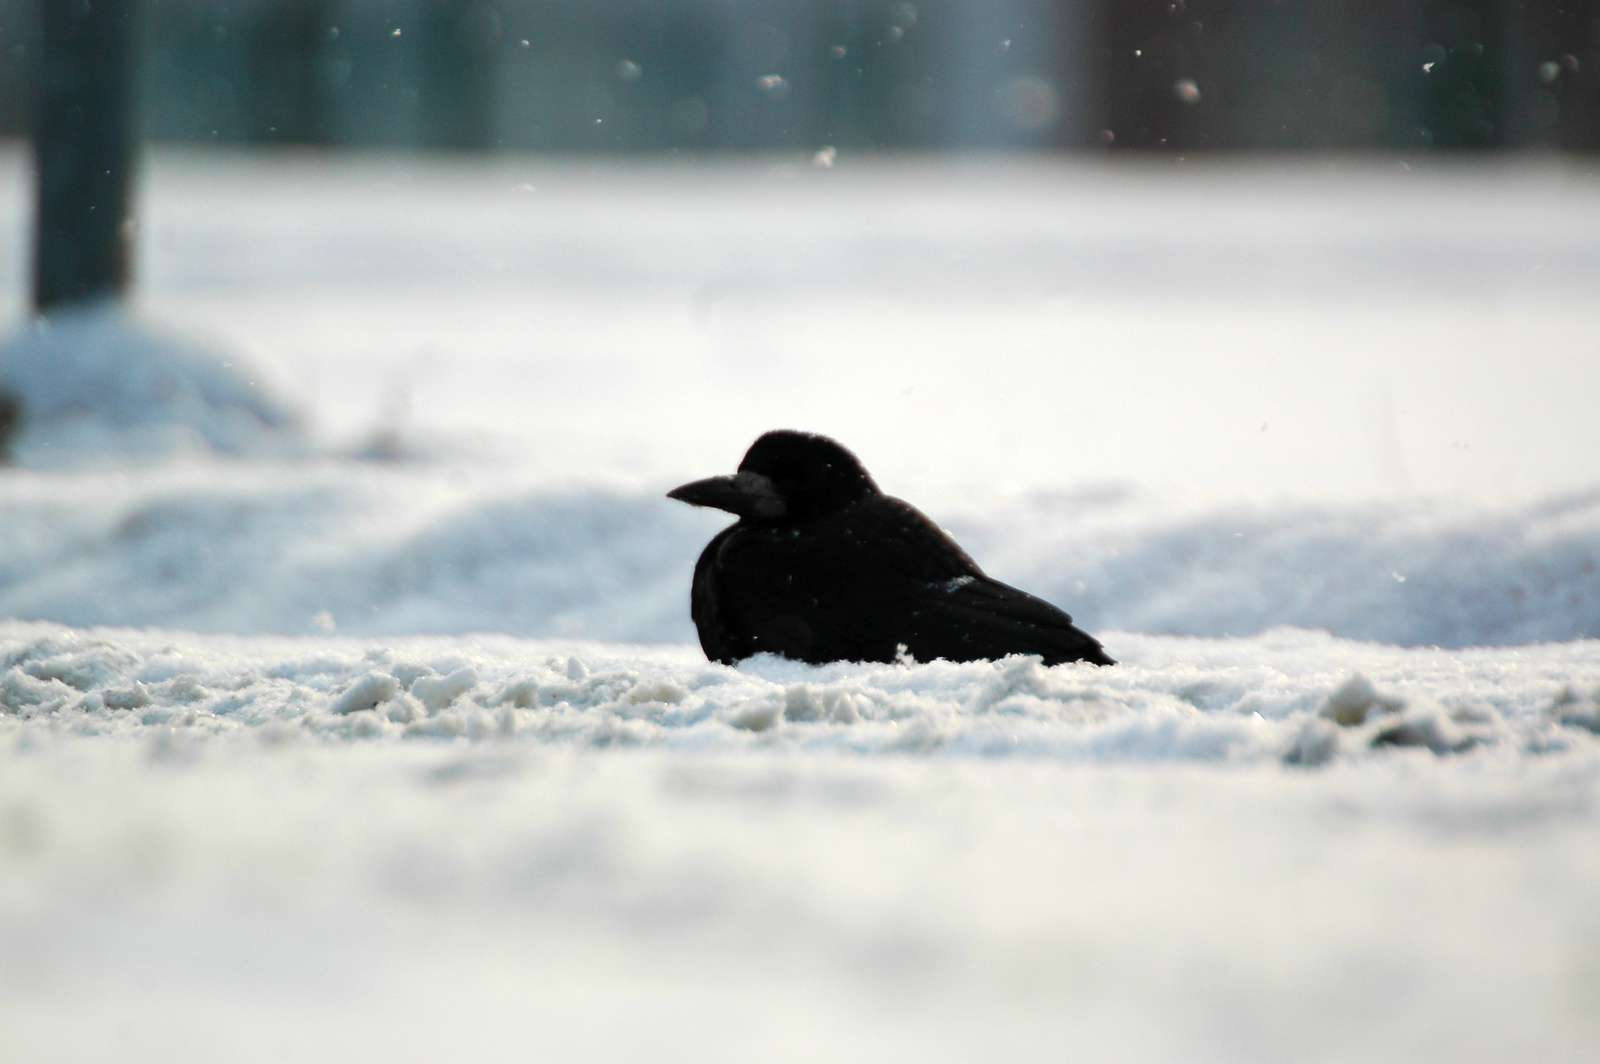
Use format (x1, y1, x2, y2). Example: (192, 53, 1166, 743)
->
(2, 145, 1600, 1061)
(6, 146, 1600, 499)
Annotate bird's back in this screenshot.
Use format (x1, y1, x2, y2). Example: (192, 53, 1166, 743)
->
(691, 495, 1112, 666)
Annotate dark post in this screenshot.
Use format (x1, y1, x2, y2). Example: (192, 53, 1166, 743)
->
(32, 0, 137, 311)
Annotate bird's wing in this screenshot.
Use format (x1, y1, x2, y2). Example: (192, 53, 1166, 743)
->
(689, 524, 746, 664)
(797, 498, 1113, 666)
(898, 573, 1114, 666)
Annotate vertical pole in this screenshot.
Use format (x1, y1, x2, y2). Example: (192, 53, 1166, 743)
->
(32, 0, 137, 312)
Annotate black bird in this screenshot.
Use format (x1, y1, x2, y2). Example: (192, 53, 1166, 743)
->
(667, 431, 1114, 667)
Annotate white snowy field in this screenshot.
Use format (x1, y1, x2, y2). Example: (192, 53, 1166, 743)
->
(3, 621, 1600, 1061)
(4, 145, 1600, 498)
(2, 145, 1600, 1060)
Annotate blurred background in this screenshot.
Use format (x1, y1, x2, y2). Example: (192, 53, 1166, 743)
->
(0, 0, 1595, 153)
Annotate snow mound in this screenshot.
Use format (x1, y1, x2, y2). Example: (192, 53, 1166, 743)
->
(1, 468, 1597, 648)
(977, 487, 1600, 647)
(4, 621, 1597, 766)
(0, 303, 304, 465)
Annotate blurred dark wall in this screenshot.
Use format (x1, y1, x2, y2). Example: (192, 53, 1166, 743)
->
(1101, 0, 1598, 149)
(0, 0, 1594, 150)
(0, 0, 36, 136)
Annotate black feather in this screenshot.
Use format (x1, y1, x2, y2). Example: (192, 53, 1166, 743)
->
(669, 431, 1114, 667)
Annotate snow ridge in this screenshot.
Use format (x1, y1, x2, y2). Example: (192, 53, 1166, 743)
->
(5, 621, 1598, 767)
(1, 469, 1596, 648)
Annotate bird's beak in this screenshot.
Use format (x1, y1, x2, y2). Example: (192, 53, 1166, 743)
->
(666, 471, 787, 519)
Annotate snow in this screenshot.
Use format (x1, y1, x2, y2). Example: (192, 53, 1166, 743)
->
(0, 303, 304, 464)
(4, 621, 1600, 1061)
(6, 147, 1598, 498)
(2, 145, 1600, 1060)
(4, 620, 1598, 760)
(0, 466, 1594, 646)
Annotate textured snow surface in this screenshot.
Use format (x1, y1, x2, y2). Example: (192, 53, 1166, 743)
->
(4, 620, 1600, 1062)
(4, 620, 1600, 760)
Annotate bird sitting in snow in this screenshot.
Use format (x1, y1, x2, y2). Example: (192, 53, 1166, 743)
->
(667, 430, 1113, 667)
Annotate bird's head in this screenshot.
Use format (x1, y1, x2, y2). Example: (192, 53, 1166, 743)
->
(667, 430, 880, 525)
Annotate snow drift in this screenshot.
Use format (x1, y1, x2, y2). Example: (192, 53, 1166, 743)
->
(0, 465, 1595, 648)
(0, 303, 304, 463)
